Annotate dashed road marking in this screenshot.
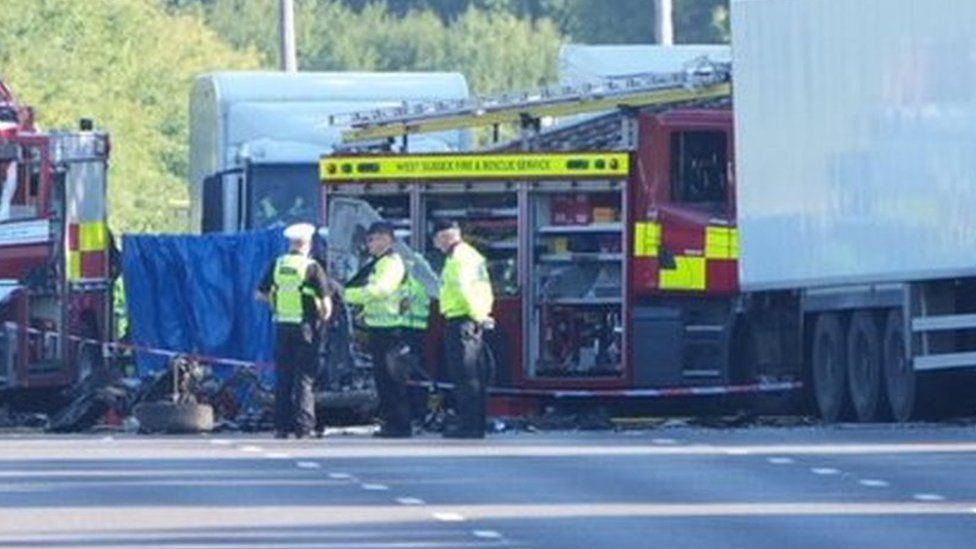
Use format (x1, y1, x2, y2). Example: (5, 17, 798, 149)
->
(296, 461, 321, 469)
(914, 493, 946, 502)
(433, 512, 466, 522)
(859, 479, 890, 488)
(767, 457, 794, 465)
(329, 473, 353, 480)
(239, 445, 263, 453)
(472, 530, 503, 539)
(361, 483, 389, 491)
(811, 467, 840, 475)
(264, 452, 291, 459)
(396, 497, 425, 505)
(100, 436, 114, 442)
(209, 439, 232, 446)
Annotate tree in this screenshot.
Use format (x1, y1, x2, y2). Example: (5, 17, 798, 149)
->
(675, 0, 729, 43)
(1, 0, 259, 233)
(178, 0, 563, 95)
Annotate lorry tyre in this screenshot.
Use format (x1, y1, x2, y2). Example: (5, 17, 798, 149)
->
(846, 311, 883, 422)
(134, 401, 214, 434)
(883, 310, 915, 422)
(811, 313, 848, 422)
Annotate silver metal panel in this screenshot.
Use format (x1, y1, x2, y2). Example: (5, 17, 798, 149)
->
(733, 0, 976, 291)
(558, 45, 731, 84)
(912, 314, 976, 333)
(914, 352, 976, 372)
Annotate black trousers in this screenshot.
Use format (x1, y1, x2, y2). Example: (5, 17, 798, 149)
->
(444, 318, 486, 433)
(274, 323, 318, 435)
(368, 327, 412, 433)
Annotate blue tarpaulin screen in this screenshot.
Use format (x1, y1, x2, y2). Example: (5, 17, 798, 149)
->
(122, 228, 286, 380)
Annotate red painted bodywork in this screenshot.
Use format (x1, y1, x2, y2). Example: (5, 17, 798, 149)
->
(323, 106, 739, 396)
(0, 80, 110, 390)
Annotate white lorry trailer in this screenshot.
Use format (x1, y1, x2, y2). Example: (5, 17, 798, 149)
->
(732, 0, 976, 421)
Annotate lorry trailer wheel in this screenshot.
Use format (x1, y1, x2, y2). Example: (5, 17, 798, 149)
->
(846, 311, 883, 422)
(811, 313, 849, 422)
(883, 310, 915, 422)
(134, 401, 214, 434)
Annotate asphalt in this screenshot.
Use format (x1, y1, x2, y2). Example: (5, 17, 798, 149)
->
(0, 425, 975, 548)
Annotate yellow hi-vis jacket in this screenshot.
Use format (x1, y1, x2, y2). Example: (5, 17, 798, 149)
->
(344, 252, 405, 328)
(399, 273, 430, 330)
(272, 254, 318, 324)
(439, 241, 493, 322)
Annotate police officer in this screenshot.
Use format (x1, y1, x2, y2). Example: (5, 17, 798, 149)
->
(399, 260, 431, 370)
(257, 223, 332, 439)
(432, 219, 494, 439)
(343, 221, 413, 438)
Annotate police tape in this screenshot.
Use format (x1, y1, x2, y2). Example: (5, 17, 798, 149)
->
(9, 324, 274, 371)
(9, 323, 803, 398)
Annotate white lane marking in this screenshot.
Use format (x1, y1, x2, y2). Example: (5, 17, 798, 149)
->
(914, 493, 946, 502)
(209, 439, 232, 446)
(433, 512, 466, 522)
(264, 452, 291, 459)
(724, 448, 750, 455)
(767, 457, 794, 465)
(652, 438, 678, 445)
(361, 483, 389, 491)
(970, 507, 976, 514)
(238, 445, 263, 453)
(100, 436, 114, 442)
(396, 497, 425, 505)
(472, 530, 503, 539)
(296, 461, 321, 469)
(859, 479, 890, 488)
(811, 467, 840, 475)
(329, 473, 353, 480)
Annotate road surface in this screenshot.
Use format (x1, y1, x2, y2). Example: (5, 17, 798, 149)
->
(1, 425, 975, 548)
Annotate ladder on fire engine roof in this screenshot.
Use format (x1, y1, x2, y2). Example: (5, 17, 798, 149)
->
(334, 56, 732, 144)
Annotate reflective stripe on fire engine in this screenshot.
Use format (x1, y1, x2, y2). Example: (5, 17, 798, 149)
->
(78, 221, 107, 252)
(67, 251, 82, 280)
(320, 152, 630, 182)
(705, 226, 738, 260)
(633, 221, 661, 258)
(659, 255, 706, 291)
(66, 221, 107, 280)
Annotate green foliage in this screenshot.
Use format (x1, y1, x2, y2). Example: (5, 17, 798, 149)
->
(675, 0, 729, 43)
(1, 0, 259, 234)
(3, 0, 728, 235)
(334, 0, 729, 44)
(176, 0, 562, 95)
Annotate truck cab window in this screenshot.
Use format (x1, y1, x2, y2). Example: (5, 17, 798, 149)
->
(247, 163, 318, 230)
(669, 131, 728, 211)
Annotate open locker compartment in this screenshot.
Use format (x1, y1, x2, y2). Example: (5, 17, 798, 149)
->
(418, 182, 522, 387)
(526, 179, 627, 380)
(418, 182, 519, 297)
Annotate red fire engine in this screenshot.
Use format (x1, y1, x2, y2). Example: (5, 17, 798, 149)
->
(0, 79, 112, 394)
(319, 62, 757, 414)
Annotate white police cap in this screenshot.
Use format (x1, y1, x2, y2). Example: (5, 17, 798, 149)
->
(283, 222, 316, 242)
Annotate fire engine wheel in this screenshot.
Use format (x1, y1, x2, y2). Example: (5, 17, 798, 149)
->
(811, 312, 849, 422)
(134, 401, 214, 434)
(883, 310, 916, 422)
(846, 311, 884, 422)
